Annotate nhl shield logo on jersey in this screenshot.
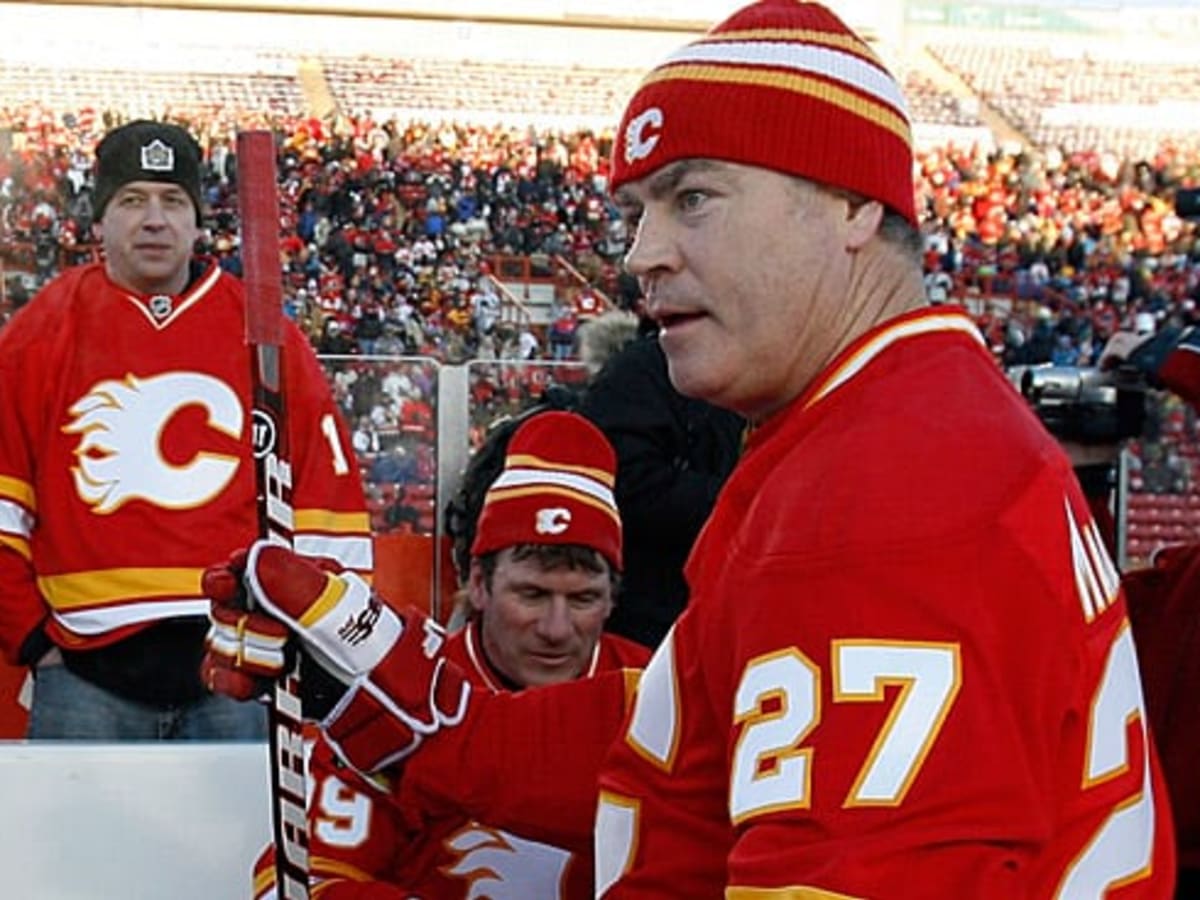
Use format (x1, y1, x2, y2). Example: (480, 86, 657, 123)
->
(148, 294, 173, 320)
(140, 138, 175, 173)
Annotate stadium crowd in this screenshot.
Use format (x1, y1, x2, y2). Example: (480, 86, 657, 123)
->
(4, 102, 1200, 548)
(5, 104, 1200, 362)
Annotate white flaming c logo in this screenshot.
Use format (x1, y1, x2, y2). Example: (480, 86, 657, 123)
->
(63, 372, 243, 514)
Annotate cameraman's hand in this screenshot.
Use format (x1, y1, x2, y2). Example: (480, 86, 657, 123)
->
(1098, 331, 1151, 372)
(1060, 439, 1120, 470)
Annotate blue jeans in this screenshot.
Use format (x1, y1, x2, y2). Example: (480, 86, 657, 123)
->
(27, 663, 267, 740)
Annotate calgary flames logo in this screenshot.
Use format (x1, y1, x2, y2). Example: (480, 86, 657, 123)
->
(63, 372, 243, 514)
(442, 825, 571, 899)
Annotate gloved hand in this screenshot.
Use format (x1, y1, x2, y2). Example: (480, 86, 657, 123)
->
(203, 539, 471, 772)
(201, 548, 290, 701)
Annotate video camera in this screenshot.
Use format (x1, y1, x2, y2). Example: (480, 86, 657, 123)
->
(1007, 364, 1147, 444)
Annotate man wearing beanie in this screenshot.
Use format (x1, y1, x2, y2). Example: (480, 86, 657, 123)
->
(203, 3, 1174, 896)
(209, 411, 648, 898)
(0, 119, 371, 740)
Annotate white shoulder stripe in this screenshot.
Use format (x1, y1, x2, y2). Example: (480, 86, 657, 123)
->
(0, 499, 34, 539)
(1066, 498, 1120, 623)
(294, 534, 374, 572)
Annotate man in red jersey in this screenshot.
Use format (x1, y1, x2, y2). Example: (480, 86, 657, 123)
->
(0, 120, 371, 739)
(210, 411, 648, 897)
(205, 3, 1176, 896)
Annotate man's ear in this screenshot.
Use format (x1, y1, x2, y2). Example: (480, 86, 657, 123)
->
(846, 199, 884, 251)
(466, 560, 488, 614)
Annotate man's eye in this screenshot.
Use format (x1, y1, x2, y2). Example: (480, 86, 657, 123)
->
(678, 190, 707, 211)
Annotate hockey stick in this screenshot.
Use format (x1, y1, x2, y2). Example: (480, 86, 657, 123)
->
(237, 129, 309, 900)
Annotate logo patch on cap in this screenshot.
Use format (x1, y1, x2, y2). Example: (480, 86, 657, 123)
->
(140, 139, 175, 173)
(624, 107, 664, 164)
(535, 507, 571, 535)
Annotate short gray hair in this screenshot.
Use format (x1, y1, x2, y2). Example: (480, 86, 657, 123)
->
(877, 209, 924, 264)
(798, 178, 924, 264)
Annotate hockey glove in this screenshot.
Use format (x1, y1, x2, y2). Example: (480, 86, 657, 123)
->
(201, 548, 290, 701)
(209, 539, 471, 773)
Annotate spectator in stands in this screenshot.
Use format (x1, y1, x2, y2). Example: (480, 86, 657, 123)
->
(578, 308, 743, 649)
(547, 298, 579, 360)
(201, 3, 1175, 894)
(0, 120, 372, 740)
(515, 324, 540, 360)
(235, 411, 649, 898)
(317, 316, 356, 354)
(368, 441, 418, 487)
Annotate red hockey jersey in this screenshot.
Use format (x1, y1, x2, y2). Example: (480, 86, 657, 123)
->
(253, 619, 649, 899)
(0, 261, 371, 662)
(594, 307, 1175, 897)
(331, 310, 1175, 898)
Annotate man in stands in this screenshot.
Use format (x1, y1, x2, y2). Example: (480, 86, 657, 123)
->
(0, 120, 371, 740)
(204, 2, 1175, 895)
(210, 411, 648, 898)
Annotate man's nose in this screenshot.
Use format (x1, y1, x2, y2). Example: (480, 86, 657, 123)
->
(536, 597, 573, 641)
(623, 210, 678, 281)
(141, 199, 169, 227)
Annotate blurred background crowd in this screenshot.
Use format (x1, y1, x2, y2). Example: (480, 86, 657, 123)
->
(4, 0, 1200, 563)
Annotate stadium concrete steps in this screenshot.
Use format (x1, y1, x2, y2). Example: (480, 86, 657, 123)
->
(298, 58, 337, 119)
(905, 45, 1029, 148)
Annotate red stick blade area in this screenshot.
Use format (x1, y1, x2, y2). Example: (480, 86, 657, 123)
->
(237, 130, 283, 346)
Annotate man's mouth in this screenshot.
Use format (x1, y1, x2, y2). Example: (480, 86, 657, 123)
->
(659, 310, 705, 332)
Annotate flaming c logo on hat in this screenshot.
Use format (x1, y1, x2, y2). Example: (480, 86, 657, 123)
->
(471, 411, 622, 571)
(624, 107, 664, 164)
(535, 508, 572, 535)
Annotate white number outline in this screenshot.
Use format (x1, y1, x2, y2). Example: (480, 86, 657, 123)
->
(833, 640, 962, 808)
(730, 649, 819, 825)
(729, 641, 962, 823)
(321, 412, 351, 476)
(313, 773, 372, 848)
(1055, 622, 1156, 896)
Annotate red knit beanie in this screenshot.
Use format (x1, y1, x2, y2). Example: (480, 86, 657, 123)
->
(471, 411, 622, 571)
(609, 0, 916, 225)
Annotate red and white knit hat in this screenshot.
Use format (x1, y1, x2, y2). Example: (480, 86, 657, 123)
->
(471, 411, 622, 571)
(609, 0, 916, 225)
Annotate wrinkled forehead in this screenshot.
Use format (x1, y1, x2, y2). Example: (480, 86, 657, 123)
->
(493, 545, 613, 584)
